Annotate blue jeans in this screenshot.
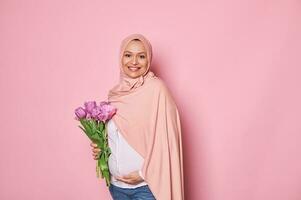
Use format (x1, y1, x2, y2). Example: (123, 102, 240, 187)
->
(109, 184, 156, 200)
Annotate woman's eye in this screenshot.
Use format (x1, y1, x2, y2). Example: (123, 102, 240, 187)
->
(124, 54, 131, 57)
(140, 55, 145, 59)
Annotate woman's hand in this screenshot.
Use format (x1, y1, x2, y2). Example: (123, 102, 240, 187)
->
(115, 170, 144, 185)
(90, 142, 101, 160)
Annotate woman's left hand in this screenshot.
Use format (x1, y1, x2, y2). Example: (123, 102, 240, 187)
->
(115, 170, 144, 185)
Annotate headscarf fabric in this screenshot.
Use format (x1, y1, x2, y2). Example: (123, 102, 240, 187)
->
(107, 34, 184, 200)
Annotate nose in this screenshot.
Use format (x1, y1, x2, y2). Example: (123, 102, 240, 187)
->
(132, 55, 138, 65)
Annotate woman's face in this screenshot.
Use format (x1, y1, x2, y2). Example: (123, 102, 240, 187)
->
(122, 40, 148, 79)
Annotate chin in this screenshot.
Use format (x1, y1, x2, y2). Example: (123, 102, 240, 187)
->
(126, 73, 142, 78)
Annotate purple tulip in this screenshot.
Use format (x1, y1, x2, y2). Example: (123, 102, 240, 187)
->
(75, 107, 87, 120)
(91, 106, 102, 120)
(84, 101, 97, 114)
(97, 112, 107, 122)
(98, 103, 117, 122)
(75, 101, 116, 122)
(86, 113, 92, 120)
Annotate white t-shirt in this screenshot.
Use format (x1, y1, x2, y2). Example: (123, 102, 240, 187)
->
(107, 119, 148, 188)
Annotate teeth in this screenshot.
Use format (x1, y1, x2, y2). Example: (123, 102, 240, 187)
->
(128, 67, 141, 71)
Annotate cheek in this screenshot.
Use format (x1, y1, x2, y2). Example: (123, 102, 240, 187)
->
(140, 60, 148, 67)
(122, 57, 130, 65)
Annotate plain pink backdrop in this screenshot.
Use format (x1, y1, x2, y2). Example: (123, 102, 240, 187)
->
(1, 0, 300, 200)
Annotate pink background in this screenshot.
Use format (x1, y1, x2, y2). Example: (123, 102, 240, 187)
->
(1, 0, 300, 200)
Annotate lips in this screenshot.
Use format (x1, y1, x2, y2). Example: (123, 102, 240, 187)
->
(128, 66, 141, 72)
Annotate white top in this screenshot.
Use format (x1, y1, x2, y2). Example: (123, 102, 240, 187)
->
(107, 119, 148, 188)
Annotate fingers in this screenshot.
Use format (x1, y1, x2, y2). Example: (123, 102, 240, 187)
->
(115, 176, 139, 185)
(122, 174, 132, 179)
(115, 171, 143, 184)
(90, 142, 101, 160)
(116, 173, 132, 181)
(115, 177, 131, 184)
(92, 148, 101, 153)
(92, 149, 100, 160)
(92, 151, 100, 157)
(92, 153, 100, 159)
(90, 143, 101, 153)
(90, 142, 97, 147)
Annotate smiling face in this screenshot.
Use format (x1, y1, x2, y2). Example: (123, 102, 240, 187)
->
(121, 39, 149, 79)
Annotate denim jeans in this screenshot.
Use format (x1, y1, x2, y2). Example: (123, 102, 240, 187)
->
(109, 184, 156, 200)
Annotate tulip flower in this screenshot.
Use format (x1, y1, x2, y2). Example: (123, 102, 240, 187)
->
(74, 101, 117, 187)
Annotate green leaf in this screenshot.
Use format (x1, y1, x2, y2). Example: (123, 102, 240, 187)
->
(80, 119, 92, 135)
(86, 120, 94, 133)
(79, 122, 112, 187)
(98, 122, 105, 132)
(91, 120, 97, 133)
(99, 153, 109, 171)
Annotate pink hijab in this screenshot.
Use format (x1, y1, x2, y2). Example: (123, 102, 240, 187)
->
(107, 34, 185, 200)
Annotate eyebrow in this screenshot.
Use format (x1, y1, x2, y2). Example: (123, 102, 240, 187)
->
(124, 51, 146, 54)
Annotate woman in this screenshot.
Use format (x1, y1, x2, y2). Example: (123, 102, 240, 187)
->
(91, 34, 184, 200)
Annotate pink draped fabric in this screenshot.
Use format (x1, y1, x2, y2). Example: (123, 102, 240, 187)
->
(108, 34, 184, 200)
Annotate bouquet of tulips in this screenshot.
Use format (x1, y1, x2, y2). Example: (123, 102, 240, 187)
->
(74, 101, 117, 187)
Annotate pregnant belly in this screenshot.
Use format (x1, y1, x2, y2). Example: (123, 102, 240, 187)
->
(108, 154, 143, 177)
(108, 155, 119, 177)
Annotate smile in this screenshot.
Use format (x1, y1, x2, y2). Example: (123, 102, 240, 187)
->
(128, 66, 141, 72)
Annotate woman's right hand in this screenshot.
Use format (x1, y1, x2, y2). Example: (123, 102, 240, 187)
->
(90, 142, 101, 160)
